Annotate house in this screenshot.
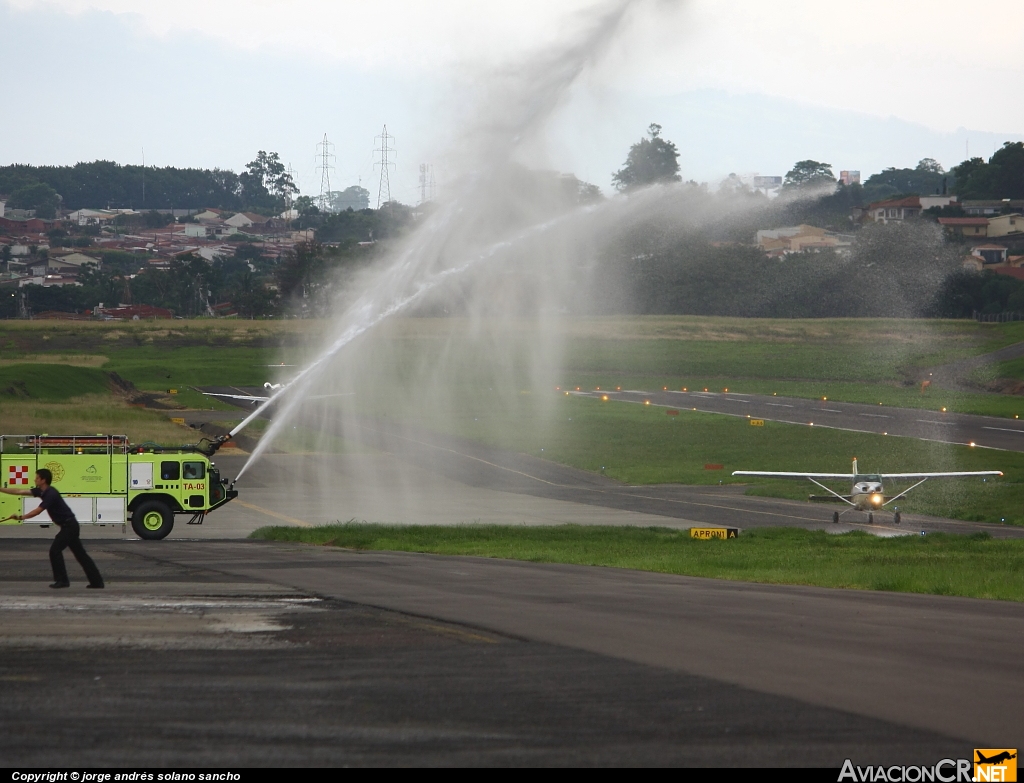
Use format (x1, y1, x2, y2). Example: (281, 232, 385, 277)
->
(194, 209, 224, 223)
(938, 217, 988, 239)
(961, 200, 1024, 216)
(0, 198, 5, 217)
(184, 224, 208, 238)
(224, 212, 270, 229)
(987, 214, 1024, 239)
(756, 224, 851, 256)
(48, 252, 101, 272)
(95, 303, 173, 320)
(963, 244, 1010, 270)
(864, 197, 922, 223)
(18, 274, 81, 288)
(919, 195, 957, 210)
(67, 209, 119, 226)
(0, 216, 49, 233)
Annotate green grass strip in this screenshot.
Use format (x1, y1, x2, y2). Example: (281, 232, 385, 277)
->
(249, 523, 1024, 602)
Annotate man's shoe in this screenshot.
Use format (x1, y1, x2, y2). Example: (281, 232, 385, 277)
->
(49, 582, 70, 589)
(87, 583, 104, 589)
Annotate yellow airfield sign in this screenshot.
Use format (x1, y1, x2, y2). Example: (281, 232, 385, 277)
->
(750, 419, 764, 426)
(690, 527, 739, 540)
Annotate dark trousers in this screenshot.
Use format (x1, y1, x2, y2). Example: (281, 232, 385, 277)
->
(50, 521, 104, 586)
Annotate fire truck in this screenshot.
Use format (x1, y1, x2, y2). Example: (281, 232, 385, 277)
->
(0, 434, 237, 540)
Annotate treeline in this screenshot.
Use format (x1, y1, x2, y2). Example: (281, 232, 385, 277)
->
(0, 162, 245, 214)
(0, 151, 299, 215)
(592, 222, 962, 318)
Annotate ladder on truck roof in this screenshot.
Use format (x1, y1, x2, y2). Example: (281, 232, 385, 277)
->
(1, 435, 130, 455)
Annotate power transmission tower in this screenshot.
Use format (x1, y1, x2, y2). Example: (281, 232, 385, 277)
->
(375, 125, 396, 210)
(285, 162, 297, 212)
(316, 134, 335, 213)
(419, 163, 438, 205)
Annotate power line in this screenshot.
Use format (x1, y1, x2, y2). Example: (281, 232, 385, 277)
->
(375, 125, 396, 210)
(316, 133, 335, 213)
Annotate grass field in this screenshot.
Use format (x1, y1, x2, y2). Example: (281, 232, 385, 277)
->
(250, 523, 1024, 602)
(4, 316, 1024, 523)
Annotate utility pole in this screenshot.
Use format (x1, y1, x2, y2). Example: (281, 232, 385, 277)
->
(316, 134, 335, 214)
(375, 125, 396, 210)
(141, 147, 145, 208)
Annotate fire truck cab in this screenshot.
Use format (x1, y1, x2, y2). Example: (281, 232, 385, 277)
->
(0, 435, 237, 540)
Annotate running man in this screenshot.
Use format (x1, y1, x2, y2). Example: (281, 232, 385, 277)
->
(0, 468, 104, 589)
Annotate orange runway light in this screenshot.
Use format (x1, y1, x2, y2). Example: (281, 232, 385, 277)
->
(616, 386, 621, 391)
(601, 395, 609, 401)
(703, 388, 708, 392)
(970, 442, 976, 447)
(941, 407, 947, 412)
(644, 400, 651, 406)
(723, 388, 729, 393)
(575, 387, 580, 391)
(682, 387, 687, 391)
(596, 387, 600, 390)
(555, 386, 560, 390)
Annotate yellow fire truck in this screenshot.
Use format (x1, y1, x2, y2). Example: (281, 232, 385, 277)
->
(0, 434, 237, 540)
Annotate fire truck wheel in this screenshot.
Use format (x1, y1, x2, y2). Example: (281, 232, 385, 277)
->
(131, 501, 174, 540)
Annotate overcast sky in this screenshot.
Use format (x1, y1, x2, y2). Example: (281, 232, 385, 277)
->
(3, 0, 1023, 202)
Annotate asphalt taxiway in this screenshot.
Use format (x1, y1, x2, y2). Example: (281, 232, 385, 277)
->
(0, 538, 1013, 766)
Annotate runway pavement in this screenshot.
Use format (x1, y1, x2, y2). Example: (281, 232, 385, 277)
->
(571, 387, 1024, 452)
(0, 538, 1012, 766)
(173, 386, 1024, 540)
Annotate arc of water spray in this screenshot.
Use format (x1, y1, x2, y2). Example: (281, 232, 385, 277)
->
(231, 205, 597, 480)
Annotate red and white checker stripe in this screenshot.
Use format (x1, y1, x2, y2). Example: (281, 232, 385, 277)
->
(7, 465, 29, 485)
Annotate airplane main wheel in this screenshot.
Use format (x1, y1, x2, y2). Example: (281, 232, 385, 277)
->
(894, 512, 901, 525)
(867, 513, 874, 525)
(832, 511, 839, 524)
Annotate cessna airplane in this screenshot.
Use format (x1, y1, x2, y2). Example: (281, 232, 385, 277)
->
(733, 458, 1002, 524)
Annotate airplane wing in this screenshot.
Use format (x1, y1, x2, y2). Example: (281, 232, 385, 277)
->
(199, 390, 353, 403)
(202, 392, 268, 402)
(732, 471, 853, 479)
(878, 471, 1002, 479)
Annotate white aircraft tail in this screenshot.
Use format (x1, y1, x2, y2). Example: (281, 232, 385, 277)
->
(852, 457, 858, 476)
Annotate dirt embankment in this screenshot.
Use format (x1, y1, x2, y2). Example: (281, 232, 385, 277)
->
(108, 371, 185, 410)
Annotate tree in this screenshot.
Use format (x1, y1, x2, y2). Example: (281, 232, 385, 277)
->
(783, 160, 836, 191)
(953, 143, 1024, 200)
(611, 124, 681, 191)
(239, 151, 297, 211)
(863, 160, 950, 200)
(10, 181, 60, 217)
(329, 186, 370, 212)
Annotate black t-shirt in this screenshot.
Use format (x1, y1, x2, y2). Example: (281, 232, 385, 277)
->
(31, 486, 76, 525)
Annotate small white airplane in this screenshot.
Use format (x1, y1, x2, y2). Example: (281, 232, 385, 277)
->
(733, 458, 1002, 525)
